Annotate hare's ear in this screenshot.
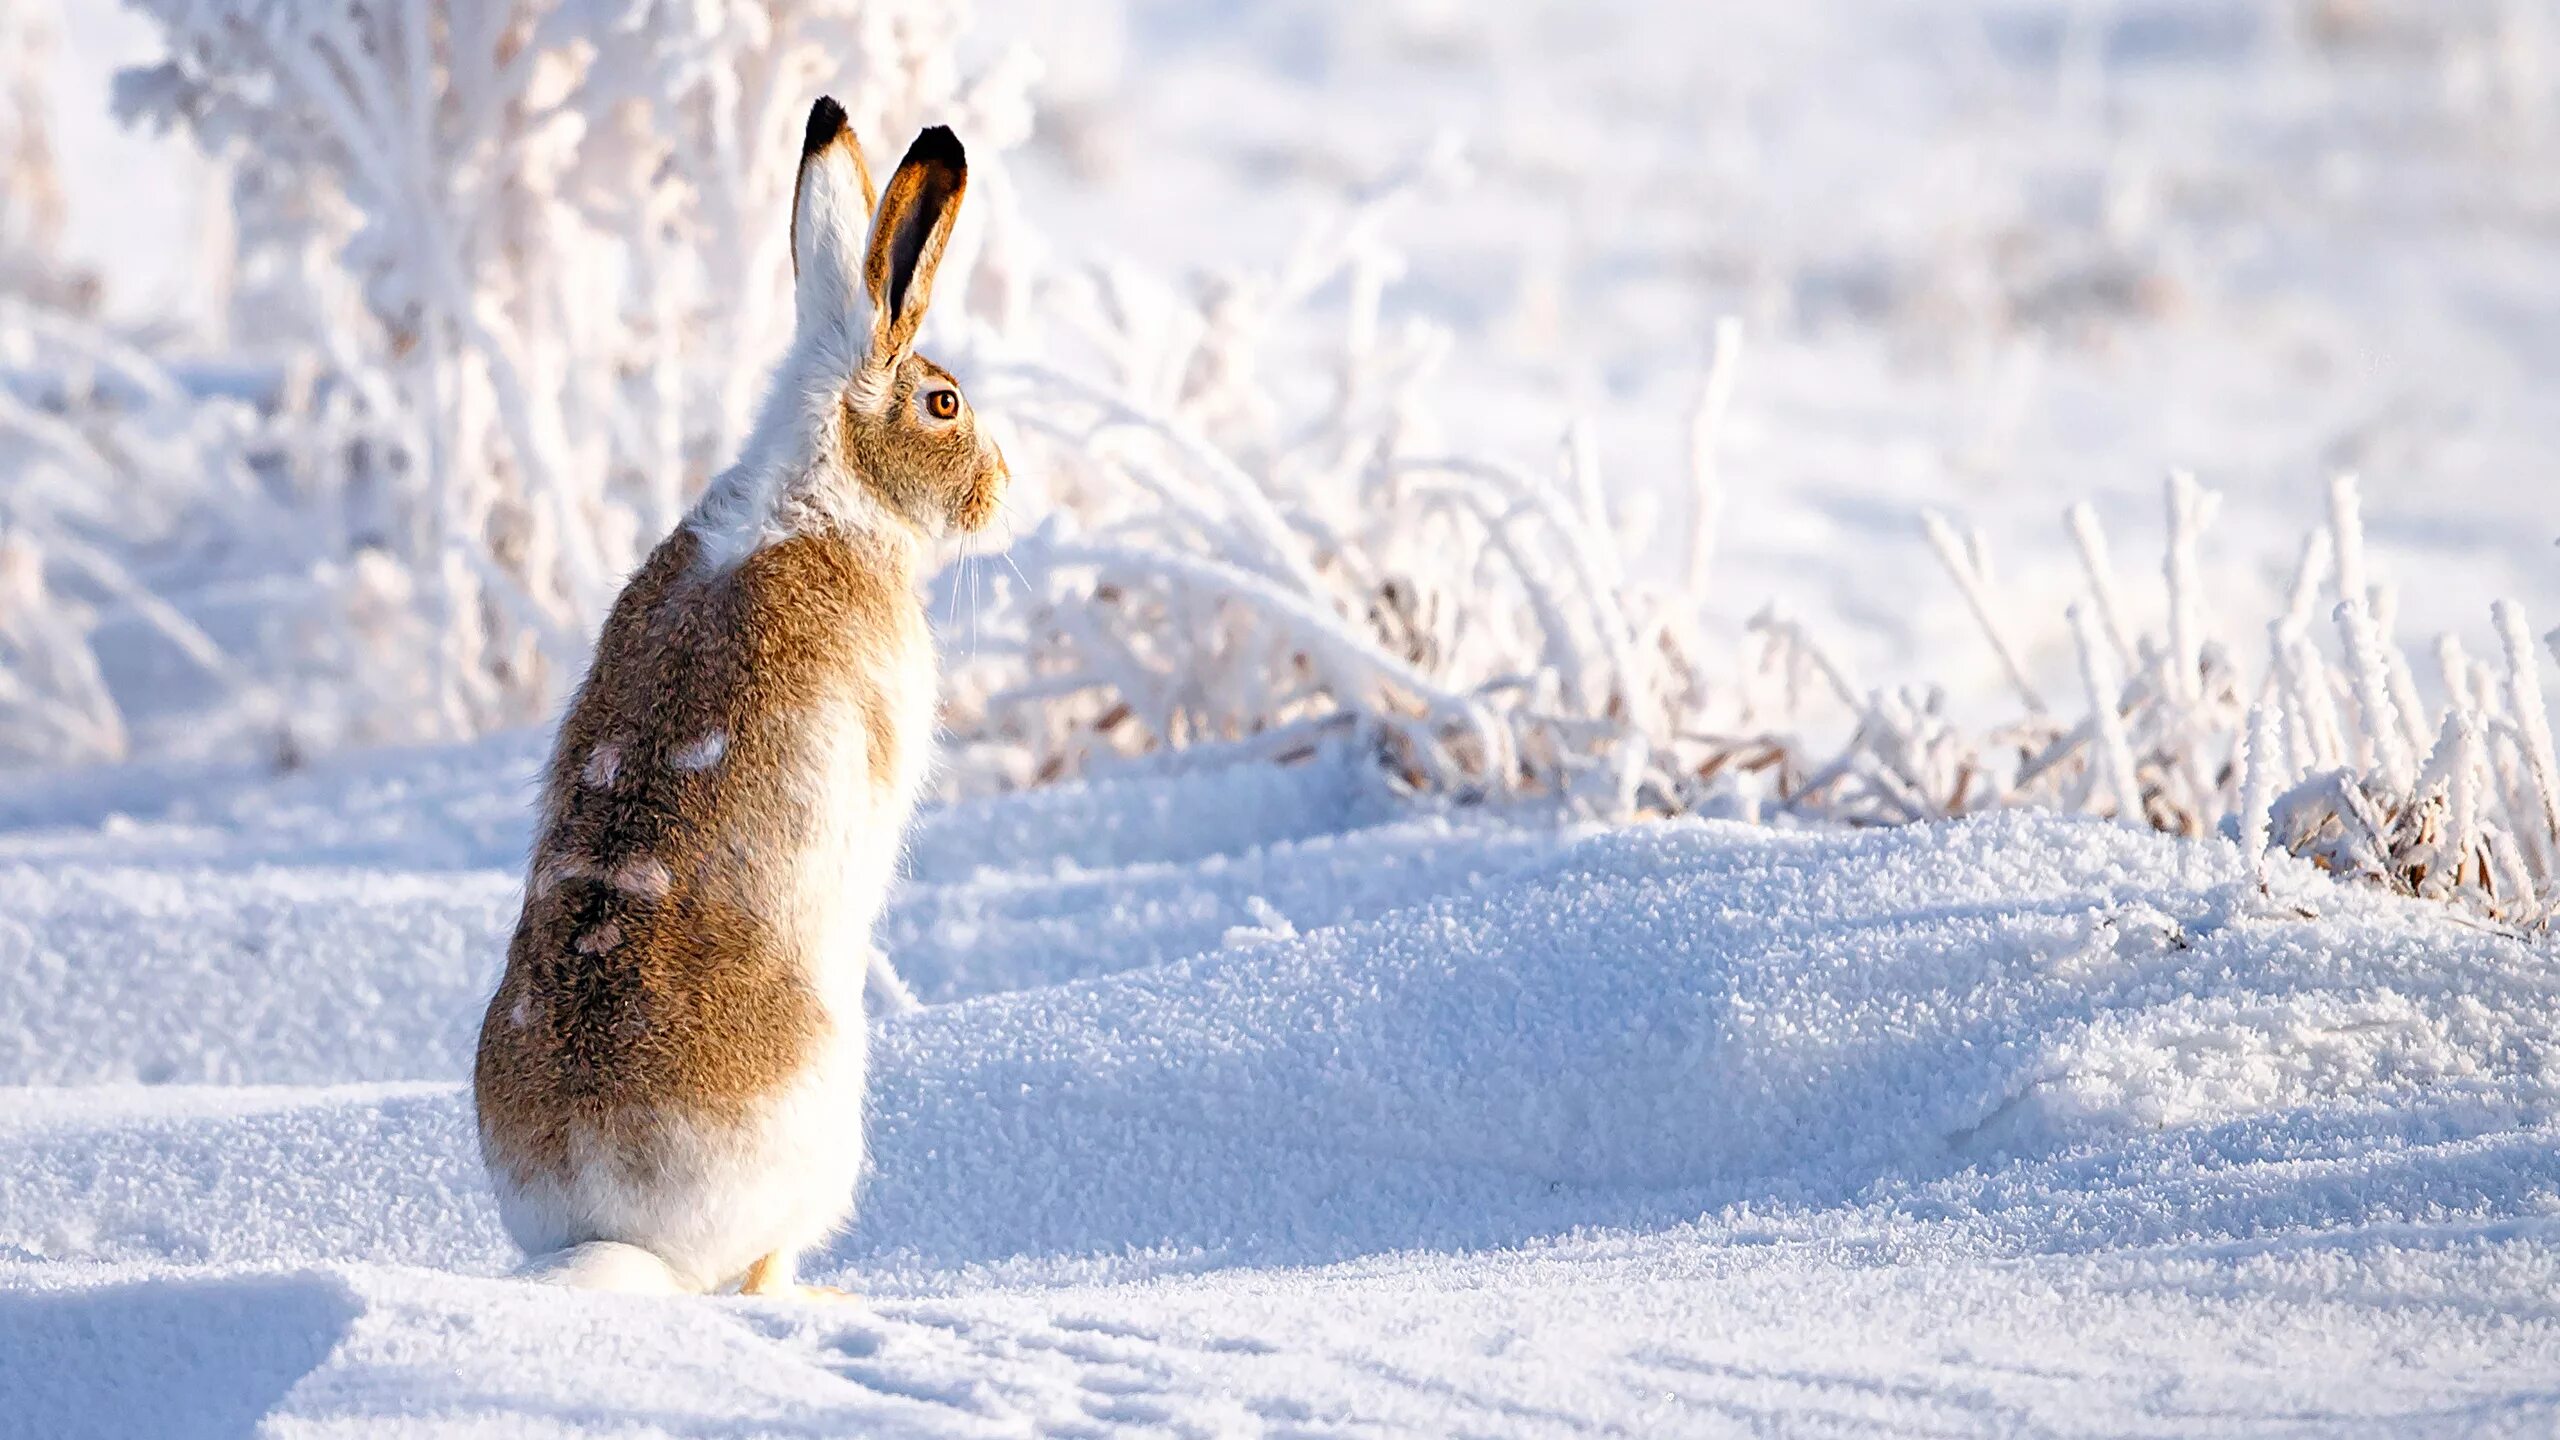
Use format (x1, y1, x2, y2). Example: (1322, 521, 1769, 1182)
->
(791, 96, 877, 335)
(862, 126, 968, 365)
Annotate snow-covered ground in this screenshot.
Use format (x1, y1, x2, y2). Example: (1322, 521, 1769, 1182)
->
(6, 737, 2560, 1435)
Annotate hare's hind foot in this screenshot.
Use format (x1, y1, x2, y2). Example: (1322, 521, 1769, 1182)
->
(738, 1249, 858, 1304)
(517, 1240, 687, 1294)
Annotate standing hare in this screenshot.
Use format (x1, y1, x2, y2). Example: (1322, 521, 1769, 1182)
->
(473, 98, 1005, 1298)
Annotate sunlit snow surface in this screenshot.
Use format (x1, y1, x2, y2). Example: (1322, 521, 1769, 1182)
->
(3, 734, 2559, 1436)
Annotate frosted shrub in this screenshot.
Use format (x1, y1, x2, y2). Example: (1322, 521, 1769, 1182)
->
(114, 0, 1038, 744)
(0, 7, 289, 763)
(934, 144, 1790, 815)
(1893, 474, 2560, 927)
(0, 290, 358, 762)
(939, 174, 2560, 923)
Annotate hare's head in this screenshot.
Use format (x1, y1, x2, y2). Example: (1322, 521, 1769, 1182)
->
(788, 98, 1007, 537)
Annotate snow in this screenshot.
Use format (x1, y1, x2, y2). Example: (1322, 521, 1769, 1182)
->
(6, 736, 2560, 1434)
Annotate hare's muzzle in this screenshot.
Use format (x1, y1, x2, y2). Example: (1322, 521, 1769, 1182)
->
(958, 444, 1008, 533)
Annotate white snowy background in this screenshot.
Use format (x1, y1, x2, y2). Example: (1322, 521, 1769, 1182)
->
(3, 0, 2560, 1434)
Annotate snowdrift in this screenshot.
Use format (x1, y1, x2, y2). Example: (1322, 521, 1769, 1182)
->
(5, 739, 2560, 1433)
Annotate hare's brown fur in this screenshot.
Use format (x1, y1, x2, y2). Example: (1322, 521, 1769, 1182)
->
(474, 523, 923, 1190)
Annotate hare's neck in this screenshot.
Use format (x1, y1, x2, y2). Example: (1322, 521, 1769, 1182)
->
(688, 451, 920, 578)
(689, 335, 919, 573)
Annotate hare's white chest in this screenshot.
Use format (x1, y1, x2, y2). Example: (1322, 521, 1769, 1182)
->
(788, 628, 935, 1018)
(874, 626, 939, 820)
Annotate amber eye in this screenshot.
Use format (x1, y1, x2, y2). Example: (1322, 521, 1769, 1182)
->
(924, 389, 960, 421)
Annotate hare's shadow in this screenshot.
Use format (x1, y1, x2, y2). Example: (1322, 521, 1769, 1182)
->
(0, 1270, 358, 1439)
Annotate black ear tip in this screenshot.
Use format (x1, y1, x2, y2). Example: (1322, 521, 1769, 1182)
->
(905, 124, 966, 173)
(802, 96, 850, 160)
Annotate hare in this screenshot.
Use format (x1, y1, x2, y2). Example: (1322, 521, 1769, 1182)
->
(472, 98, 1005, 1299)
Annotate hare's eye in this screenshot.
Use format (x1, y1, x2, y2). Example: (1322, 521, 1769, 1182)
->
(923, 389, 961, 421)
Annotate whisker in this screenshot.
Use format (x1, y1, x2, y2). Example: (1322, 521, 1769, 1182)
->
(993, 512, 1032, 594)
(965, 544, 983, 665)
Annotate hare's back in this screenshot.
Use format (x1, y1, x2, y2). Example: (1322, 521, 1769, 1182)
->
(478, 527, 919, 1177)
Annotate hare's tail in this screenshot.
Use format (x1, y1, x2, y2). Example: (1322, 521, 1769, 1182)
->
(515, 1240, 687, 1294)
